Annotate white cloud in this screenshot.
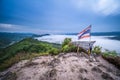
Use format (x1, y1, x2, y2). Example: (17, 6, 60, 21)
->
(0, 23, 63, 34)
(0, 23, 22, 32)
(0, 23, 14, 29)
(70, 0, 93, 9)
(70, 0, 120, 16)
(93, 0, 120, 15)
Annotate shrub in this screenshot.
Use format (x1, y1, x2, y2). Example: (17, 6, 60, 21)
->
(92, 46, 102, 55)
(61, 45, 70, 53)
(69, 44, 77, 52)
(61, 38, 85, 53)
(61, 43, 77, 53)
(102, 50, 117, 57)
(62, 38, 71, 47)
(49, 48, 59, 55)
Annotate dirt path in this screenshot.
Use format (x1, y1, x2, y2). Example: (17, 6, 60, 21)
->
(0, 53, 120, 80)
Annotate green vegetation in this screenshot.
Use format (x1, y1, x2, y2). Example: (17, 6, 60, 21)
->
(0, 38, 60, 62)
(92, 46, 102, 55)
(0, 32, 34, 48)
(0, 38, 60, 71)
(48, 48, 59, 55)
(61, 38, 86, 53)
(102, 55, 120, 69)
(0, 37, 87, 71)
(61, 38, 76, 53)
(102, 49, 120, 69)
(92, 46, 118, 57)
(92, 46, 120, 69)
(1, 37, 119, 71)
(102, 49, 117, 57)
(62, 38, 71, 47)
(61, 44, 77, 53)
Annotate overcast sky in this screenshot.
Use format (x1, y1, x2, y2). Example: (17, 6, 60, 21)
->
(0, 0, 120, 33)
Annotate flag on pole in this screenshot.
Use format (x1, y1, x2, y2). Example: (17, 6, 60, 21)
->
(78, 25, 91, 39)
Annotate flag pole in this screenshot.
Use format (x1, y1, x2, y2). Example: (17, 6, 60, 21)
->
(89, 25, 91, 55)
(77, 37, 80, 54)
(89, 25, 91, 42)
(77, 25, 91, 55)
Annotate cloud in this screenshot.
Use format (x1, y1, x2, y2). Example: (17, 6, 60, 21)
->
(0, 23, 22, 32)
(0, 23, 22, 30)
(70, 0, 120, 16)
(0, 23, 63, 34)
(0, 23, 14, 29)
(70, 0, 93, 10)
(29, 29, 64, 34)
(93, 0, 120, 16)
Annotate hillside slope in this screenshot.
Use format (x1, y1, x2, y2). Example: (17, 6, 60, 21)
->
(0, 38, 60, 71)
(0, 53, 120, 80)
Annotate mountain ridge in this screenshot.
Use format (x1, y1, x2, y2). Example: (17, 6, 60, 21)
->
(0, 52, 120, 80)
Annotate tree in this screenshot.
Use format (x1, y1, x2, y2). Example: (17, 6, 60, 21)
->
(62, 38, 71, 47)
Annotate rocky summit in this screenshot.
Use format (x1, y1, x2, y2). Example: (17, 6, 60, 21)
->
(0, 52, 120, 80)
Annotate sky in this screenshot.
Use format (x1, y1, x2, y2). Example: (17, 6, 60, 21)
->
(0, 0, 120, 34)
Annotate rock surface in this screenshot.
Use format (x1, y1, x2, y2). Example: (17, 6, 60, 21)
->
(0, 52, 120, 80)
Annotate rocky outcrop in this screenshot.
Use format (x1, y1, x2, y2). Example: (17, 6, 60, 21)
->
(0, 53, 120, 80)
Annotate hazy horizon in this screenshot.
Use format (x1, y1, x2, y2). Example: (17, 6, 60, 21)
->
(1, 30, 120, 34)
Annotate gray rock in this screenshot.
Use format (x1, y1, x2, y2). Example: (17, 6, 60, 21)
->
(91, 66, 102, 73)
(101, 72, 114, 80)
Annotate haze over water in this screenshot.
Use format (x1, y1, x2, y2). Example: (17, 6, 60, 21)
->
(36, 34, 120, 54)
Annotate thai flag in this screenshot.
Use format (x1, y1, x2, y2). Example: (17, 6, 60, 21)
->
(78, 25, 91, 40)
